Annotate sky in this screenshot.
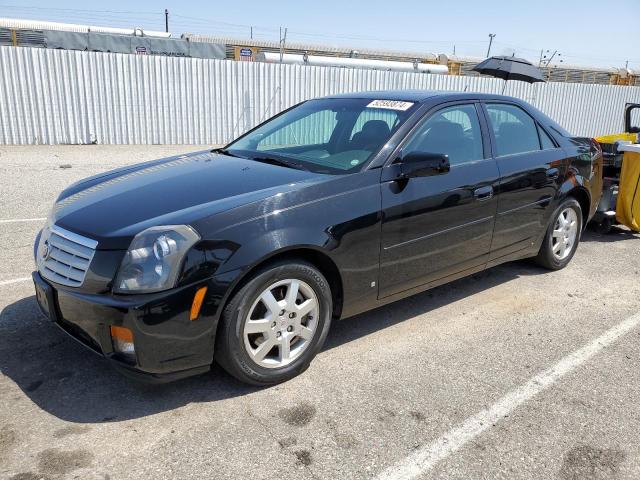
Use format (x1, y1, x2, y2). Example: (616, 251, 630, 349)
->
(2, 0, 639, 69)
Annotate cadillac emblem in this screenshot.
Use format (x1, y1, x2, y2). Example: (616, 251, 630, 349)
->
(41, 240, 50, 260)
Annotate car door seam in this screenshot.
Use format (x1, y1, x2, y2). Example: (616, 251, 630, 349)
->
(497, 197, 551, 216)
(383, 215, 494, 251)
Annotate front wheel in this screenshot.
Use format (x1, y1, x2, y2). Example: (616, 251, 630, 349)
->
(215, 261, 332, 385)
(535, 198, 583, 270)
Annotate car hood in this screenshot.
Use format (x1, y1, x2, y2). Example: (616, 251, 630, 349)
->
(52, 151, 323, 249)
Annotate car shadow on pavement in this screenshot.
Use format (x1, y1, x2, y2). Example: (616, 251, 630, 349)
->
(325, 260, 543, 351)
(582, 226, 640, 243)
(1, 260, 542, 424)
(0, 295, 259, 424)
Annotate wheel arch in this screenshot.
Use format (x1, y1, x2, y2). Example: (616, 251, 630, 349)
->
(565, 186, 591, 229)
(218, 246, 344, 324)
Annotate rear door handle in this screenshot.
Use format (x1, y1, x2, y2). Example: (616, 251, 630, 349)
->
(546, 167, 560, 180)
(474, 186, 493, 201)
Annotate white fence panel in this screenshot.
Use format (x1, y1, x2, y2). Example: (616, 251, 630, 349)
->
(1, 46, 640, 145)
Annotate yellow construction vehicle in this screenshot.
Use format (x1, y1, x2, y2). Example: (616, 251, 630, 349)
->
(592, 103, 640, 233)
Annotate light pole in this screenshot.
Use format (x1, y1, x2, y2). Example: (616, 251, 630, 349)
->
(486, 34, 496, 58)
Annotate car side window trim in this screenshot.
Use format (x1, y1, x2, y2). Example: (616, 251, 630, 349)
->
(475, 100, 494, 160)
(536, 122, 559, 150)
(382, 100, 490, 169)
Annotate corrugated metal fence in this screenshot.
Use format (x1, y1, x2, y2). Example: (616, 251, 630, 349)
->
(2, 46, 640, 145)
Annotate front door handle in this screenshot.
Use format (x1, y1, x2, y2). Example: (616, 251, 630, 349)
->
(474, 186, 493, 201)
(546, 167, 560, 180)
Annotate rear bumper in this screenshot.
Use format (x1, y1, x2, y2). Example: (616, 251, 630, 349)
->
(33, 271, 217, 383)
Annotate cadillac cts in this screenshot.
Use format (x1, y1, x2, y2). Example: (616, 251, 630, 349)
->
(33, 91, 603, 385)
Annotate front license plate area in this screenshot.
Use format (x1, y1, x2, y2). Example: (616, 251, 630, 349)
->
(33, 275, 58, 323)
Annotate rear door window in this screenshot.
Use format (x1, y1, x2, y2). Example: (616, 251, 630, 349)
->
(486, 104, 542, 157)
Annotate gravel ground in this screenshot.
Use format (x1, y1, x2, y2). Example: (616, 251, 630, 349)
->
(1, 145, 640, 480)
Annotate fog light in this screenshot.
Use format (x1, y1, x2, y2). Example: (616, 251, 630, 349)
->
(110, 325, 135, 357)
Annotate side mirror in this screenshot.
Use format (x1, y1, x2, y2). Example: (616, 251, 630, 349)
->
(400, 152, 450, 178)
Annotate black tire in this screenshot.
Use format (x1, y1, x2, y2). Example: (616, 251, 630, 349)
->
(215, 260, 332, 386)
(535, 198, 583, 270)
(592, 217, 613, 235)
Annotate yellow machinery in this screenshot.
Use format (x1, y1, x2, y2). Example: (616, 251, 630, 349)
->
(592, 104, 640, 232)
(615, 143, 640, 231)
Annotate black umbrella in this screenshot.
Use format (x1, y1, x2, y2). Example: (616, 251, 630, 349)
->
(472, 56, 546, 92)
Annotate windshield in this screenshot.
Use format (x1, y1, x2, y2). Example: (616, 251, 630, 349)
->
(225, 98, 418, 174)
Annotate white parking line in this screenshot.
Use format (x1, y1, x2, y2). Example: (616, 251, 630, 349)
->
(0, 218, 45, 224)
(375, 312, 640, 480)
(0, 277, 31, 287)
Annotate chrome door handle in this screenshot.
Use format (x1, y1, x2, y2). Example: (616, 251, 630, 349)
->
(474, 186, 493, 201)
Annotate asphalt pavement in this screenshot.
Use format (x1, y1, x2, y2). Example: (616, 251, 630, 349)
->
(1, 145, 639, 480)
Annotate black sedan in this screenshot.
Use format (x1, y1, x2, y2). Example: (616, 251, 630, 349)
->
(32, 90, 603, 385)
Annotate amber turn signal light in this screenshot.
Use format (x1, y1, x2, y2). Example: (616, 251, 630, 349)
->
(110, 325, 133, 342)
(190, 286, 208, 321)
(110, 325, 135, 357)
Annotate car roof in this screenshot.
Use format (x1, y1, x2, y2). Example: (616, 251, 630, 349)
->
(322, 89, 520, 104)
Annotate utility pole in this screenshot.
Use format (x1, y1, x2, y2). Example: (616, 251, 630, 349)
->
(164, 9, 169, 33)
(486, 33, 496, 58)
(250, 26, 253, 39)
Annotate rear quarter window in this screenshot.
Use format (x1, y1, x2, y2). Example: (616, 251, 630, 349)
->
(538, 126, 557, 150)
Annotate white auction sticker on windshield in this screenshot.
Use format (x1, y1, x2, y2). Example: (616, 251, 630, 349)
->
(367, 100, 414, 111)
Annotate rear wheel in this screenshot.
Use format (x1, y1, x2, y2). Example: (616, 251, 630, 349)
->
(535, 198, 582, 270)
(215, 261, 332, 385)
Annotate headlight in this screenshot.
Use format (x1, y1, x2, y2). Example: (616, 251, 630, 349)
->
(114, 225, 200, 294)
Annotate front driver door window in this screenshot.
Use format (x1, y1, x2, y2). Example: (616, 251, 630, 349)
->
(402, 104, 484, 165)
(379, 103, 500, 298)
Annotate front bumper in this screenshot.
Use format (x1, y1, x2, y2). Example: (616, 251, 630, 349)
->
(32, 271, 218, 383)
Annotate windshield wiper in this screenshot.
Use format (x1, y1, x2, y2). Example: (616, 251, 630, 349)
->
(249, 155, 309, 171)
(211, 147, 240, 158)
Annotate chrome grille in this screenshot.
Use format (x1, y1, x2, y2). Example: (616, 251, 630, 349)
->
(38, 225, 97, 287)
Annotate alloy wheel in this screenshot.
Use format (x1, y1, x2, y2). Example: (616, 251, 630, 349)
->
(243, 279, 319, 369)
(551, 207, 579, 261)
